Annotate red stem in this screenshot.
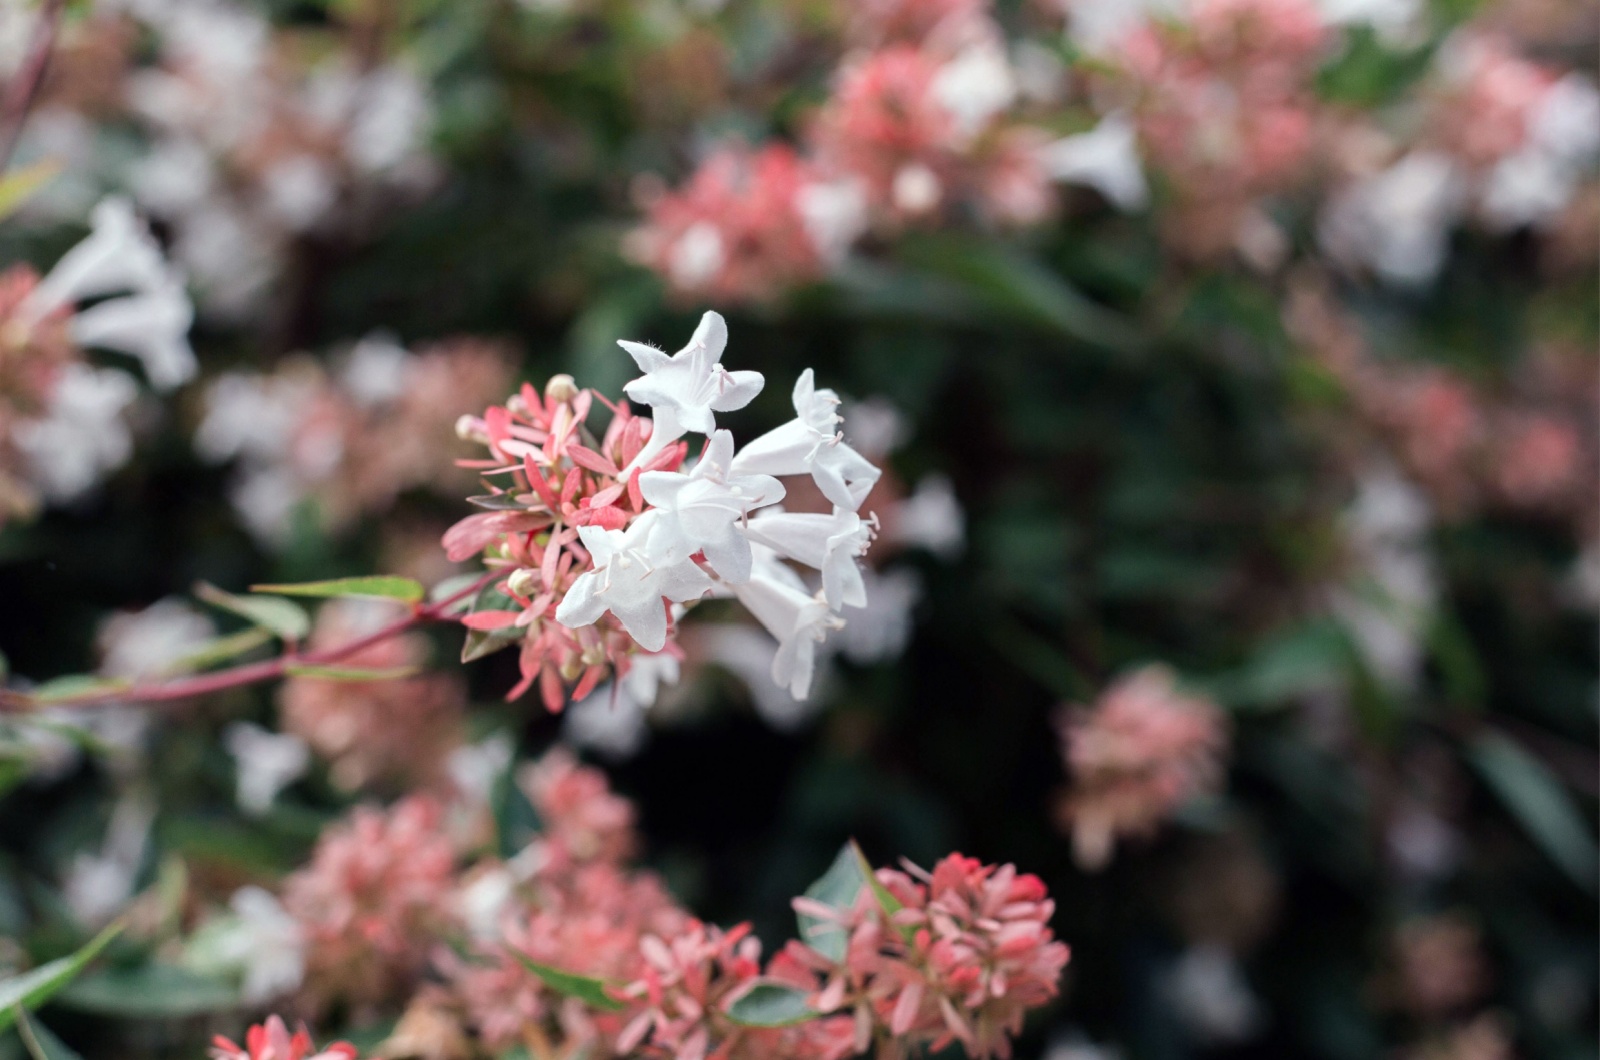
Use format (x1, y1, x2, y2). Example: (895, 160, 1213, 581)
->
(2, 571, 500, 712)
(0, 0, 66, 175)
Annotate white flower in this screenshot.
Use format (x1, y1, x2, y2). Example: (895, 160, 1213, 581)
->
(729, 570, 842, 699)
(743, 507, 875, 610)
(893, 473, 965, 558)
(261, 154, 339, 232)
(620, 310, 764, 436)
(1313, 0, 1422, 41)
(1040, 113, 1149, 211)
(30, 197, 170, 311)
(341, 333, 412, 407)
(457, 868, 517, 942)
(640, 429, 784, 583)
(63, 794, 154, 928)
(14, 365, 138, 502)
(830, 567, 920, 665)
(563, 652, 679, 760)
(698, 624, 829, 729)
(891, 163, 943, 215)
(797, 178, 868, 266)
(185, 886, 306, 1003)
(446, 733, 515, 808)
(555, 512, 712, 651)
(668, 222, 725, 291)
(1162, 945, 1265, 1045)
(1318, 151, 1466, 286)
(97, 597, 215, 680)
(730, 369, 883, 511)
(69, 277, 197, 390)
(1062, 0, 1179, 54)
(932, 40, 1017, 141)
(224, 722, 310, 816)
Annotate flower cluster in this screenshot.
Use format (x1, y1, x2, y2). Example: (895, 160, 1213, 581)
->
(630, 3, 1048, 302)
(197, 336, 512, 546)
(0, 196, 194, 522)
(280, 795, 458, 1015)
(102, 0, 434, 316)
(211, 1017, 358, 1060)
(191, 748, 1065, 1060)
(1055, 666, 1230, 870)
(447, 311, 883, 710)
(784, 853, 1071, 1058)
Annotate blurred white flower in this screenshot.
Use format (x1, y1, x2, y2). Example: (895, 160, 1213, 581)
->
(1163, 945, 1266, 1045)
(14, 365, 138, 502)
(894, 474, 965, 558)
(185, 886, 306, 1003)
(63, 794, 154, 928)
(97, 597, 215, 681)
(1319, 151, 1466, 285)
(224, 722, 310, 815)
(1041, 114, 1149, 211)
(446, 732, 515, 808)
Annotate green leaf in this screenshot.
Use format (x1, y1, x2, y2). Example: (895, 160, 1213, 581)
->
(194, 582, 310, 641)
(1467, 733, 1599, 893)
(461, 582, 522, 663)
(57, 963, 238, 1018)
(13, 1011, 81, 1060)
(165, 628, 274, 674)
(250, 576, 424, 604)
(281, 663, 419, 682)
(492, 751, 541, 859)
(796, 843, 868, 962)
(724, 982, 816, 1028)
(0, 921, 123, 1032)
(0, 161, 60, 223)
(508, 955, 623, 1012)
(851, 841, 905, 919)
(27, 676, 129, 705)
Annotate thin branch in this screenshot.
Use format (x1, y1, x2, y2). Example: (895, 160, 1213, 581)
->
(0, 0, 67, 175)
(1, 570, 501, 713)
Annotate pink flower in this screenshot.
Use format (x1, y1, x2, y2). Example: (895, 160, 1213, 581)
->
(1429, 33, 1555, 167)
(1490, 414, 1584, 510)
(521, 747, 638, 869)
(844, 0, 992, 46)
(1056, 666, 1229, 870)
(282, 795, 457, 1013)
(809, 47, 962, 223)
(210, 1016, 357, 1060)
(785, 854, 1069, 1059)
(629, 144, 829, 303)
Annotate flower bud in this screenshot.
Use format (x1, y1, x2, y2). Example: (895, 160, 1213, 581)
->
(506, 567, 537, 598)
(544, 374, 579, 404)
(455, 415, 488, 444)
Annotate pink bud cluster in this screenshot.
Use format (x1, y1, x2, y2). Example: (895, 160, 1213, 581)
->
(783, 854, 1070, 1059)
(1109, 0, 1328, 253)
(238, 750, 1066, 1059)
(444, 375, 686, 710)
(211, 1018, 358, 1060)
(1290, 281, 1597, 536)
(281, 795, 458, 1014)
(1054, 666, 1230, 871)
(631, 2, 1048, 302)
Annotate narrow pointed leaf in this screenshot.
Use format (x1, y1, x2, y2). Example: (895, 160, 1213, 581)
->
(250, 576, 424, 604)
(1468, 733, 1598, 893)
(194, 583, 310, 641)
(15, 1010, 83, 1060)
(282, 663, 419, 682)
(0, 921, 123, 1032)
(508, 955, 623, 1012)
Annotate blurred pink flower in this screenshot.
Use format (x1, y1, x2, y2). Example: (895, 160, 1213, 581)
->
(1055, 666, 1229, 870)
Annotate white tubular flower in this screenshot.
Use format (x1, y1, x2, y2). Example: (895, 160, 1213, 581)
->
(224, 722, 310, 817)
(185, 886, 306, 1004)
(1040, 113, 1150, 211)
(730, 571, 843, 700)
(729, 369, 883, 511)
(30, 197, 170, 312)
(743, 506, 875, 610)
(619, 310, 764, 437)
(15, 365, 138, 502)
(69, 277, 197, 390)
(555, 511, 712, 651)
(639, 429, 784, 584)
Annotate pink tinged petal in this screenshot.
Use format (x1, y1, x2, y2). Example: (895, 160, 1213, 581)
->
(567, 444, 619, 476)
(461, 610, 522, 630)
(891, 982, 923, 1036)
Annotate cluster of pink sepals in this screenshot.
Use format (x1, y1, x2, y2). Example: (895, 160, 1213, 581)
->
(444, 371, 683, 709)
(232, 749, 1069, 1060)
